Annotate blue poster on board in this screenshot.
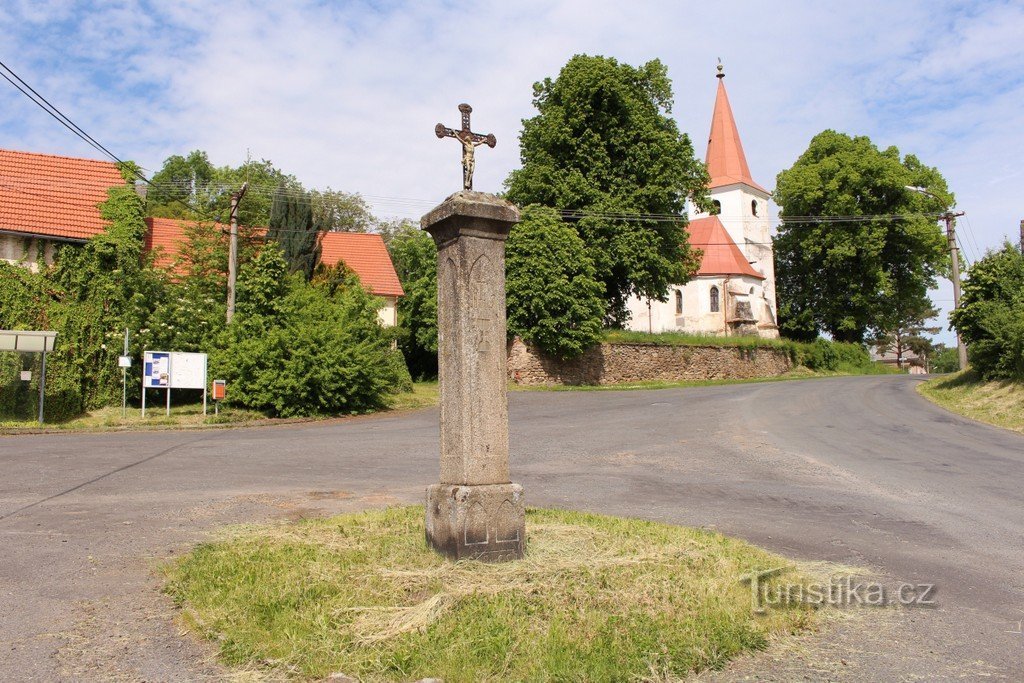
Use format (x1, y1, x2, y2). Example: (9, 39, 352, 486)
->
(143, 351, 170, 388)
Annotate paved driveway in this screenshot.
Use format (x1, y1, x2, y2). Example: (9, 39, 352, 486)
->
(1, 375, 1021, 680)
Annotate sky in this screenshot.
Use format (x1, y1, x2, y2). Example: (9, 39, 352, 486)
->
(2, 0, 1022, 344)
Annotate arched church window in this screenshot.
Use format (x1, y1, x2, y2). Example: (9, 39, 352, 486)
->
(749, 286, 755, 295)
(751, 199, 759, 217)
(675, 289, 683, 315)
(711, 200, 721, 215)
(710, 286, 720, 313)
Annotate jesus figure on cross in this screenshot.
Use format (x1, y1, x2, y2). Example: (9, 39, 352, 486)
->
(435, 103, 497, 191)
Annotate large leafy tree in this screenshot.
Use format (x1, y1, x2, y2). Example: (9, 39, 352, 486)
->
(505, 55, 707, 324)
(384, 221, 439, 379)
(506, 206, 605, 358)
(267, 184, 322, 280)
(949, 243, 1024, 380)
(773, 130, 951, 342)
(147, 151, 298, 226)
(311, 188, 377, 232)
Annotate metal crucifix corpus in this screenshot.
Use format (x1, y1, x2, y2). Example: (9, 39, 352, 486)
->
(435, 103, 496, 191)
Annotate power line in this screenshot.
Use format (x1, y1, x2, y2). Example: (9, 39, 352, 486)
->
(0, 59, 230, 225)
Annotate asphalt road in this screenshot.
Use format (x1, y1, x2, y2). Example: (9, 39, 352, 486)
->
(1, 375, 1022, 680)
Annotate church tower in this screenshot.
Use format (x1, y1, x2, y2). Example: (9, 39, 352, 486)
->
(691, 63, 778, 332)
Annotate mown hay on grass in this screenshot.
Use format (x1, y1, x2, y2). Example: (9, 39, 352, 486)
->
(164, 506, 821, 682)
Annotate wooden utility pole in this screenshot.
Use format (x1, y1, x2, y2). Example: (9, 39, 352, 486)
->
(944, 210, 967, 371)
(1019, 219, 1023, 253)
(226, 182, 248, 323)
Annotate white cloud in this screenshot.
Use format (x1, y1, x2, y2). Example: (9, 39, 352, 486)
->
(2, 0, 1021, 344)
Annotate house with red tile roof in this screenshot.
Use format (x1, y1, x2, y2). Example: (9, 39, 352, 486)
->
(626, 65, 779, 338)
(0, 148, 404, 326)
(0, 148, 125, 270)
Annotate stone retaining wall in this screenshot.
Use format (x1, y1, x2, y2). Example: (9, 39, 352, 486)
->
(507, 337, 793, 386)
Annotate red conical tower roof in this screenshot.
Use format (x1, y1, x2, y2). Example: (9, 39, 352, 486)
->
(705, 64, 767, 193)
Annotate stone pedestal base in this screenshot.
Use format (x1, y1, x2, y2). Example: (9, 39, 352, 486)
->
(425, 483, 525, 562)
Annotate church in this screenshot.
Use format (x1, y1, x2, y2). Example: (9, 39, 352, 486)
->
(626, 65, 779, 338)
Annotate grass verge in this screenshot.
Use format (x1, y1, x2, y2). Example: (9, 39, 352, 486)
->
(163, 506, 821, 682)
(0, 382, 440, 434)
(917, 371, 1024, 434)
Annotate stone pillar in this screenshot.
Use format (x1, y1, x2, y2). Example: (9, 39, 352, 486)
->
(421, 191, 525, 562)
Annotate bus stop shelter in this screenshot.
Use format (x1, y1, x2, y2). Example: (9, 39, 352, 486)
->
(0, 330, 57, 424)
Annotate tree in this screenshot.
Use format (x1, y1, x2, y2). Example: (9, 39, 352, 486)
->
(267, 184, 321, 280)
(505, 55, 707, 324)
(48, 162, 164, 414)
(147, 220, 229, 353)
(506, 206, 605, 358)
(146, 150, 216, 220)
(949, 242, 1024, 380)
(872, 300, 940, 371)
(311, 188, 377, 232)
(147, 151, 297, 226)
(773, 130, 951, 343)
(384, 221, 438, 379)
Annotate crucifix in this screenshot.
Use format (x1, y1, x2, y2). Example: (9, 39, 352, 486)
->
(435, 103, 496, 191)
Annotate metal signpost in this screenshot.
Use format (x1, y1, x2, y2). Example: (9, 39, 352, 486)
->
(118, 328, 131, 417)
(142, 351, 208, 417)
(0, 330, 57, 424)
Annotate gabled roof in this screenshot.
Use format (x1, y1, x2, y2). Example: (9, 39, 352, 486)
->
(319, 231, 404, 297)
(0, 149, 126, 241)
(705, 73, 768, 194)
(688, 215, 764, 279)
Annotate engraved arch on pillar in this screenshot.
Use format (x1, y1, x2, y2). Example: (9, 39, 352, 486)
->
(494, 499, 520, 543)
(468, 253, 494, 310)
(464, 500, 489, 545)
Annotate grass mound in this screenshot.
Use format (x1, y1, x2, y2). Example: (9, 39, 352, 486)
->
(918, 370, 1024, 433)
(164, 507, 817, 681)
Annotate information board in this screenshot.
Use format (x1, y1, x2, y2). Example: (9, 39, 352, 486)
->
(142, 350, 209, 416)
(143, 351, 170, 388)
(169, 352, 207, 390)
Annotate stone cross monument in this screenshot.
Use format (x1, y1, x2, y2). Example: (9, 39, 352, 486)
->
(423, 108, 524, 561)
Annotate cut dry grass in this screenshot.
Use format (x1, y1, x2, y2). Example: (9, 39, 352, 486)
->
(164, 506, 824, 682)
(917, 371, 1024, 434)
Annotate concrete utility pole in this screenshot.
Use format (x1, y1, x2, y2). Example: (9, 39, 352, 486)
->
(226, 182, 248, 323)
(905, 186, 968, 372)
(943, 210, 968, 371)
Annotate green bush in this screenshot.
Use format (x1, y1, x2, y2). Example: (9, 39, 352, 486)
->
(796, 338, 840, 371)
(213, 247, 410, 417)
(795, 338, 873, 372)
(950, 243, 1024, 381)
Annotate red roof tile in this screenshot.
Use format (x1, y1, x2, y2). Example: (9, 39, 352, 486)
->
(688, 215, 764, 279)
(705, 77, 768, 194)
(0, 149, 125, 241)
(319, 231, 404, 297)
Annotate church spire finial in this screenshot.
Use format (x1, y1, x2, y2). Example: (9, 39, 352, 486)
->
(716, 59, 724, 79)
